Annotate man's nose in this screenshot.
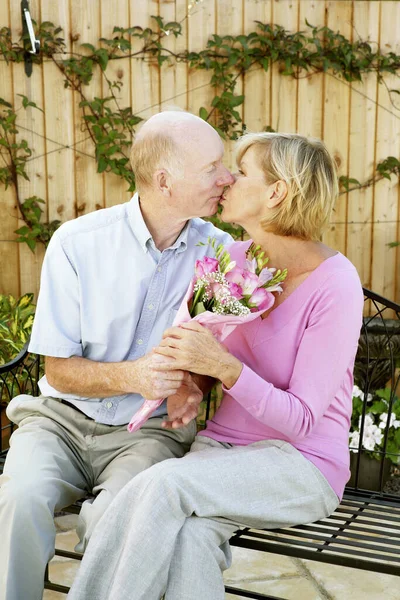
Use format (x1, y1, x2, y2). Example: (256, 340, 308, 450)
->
(218, 167, 235, 186)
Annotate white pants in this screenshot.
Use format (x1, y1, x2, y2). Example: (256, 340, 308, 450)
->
(0, 394, 195, 600)
(67, 436, 339, 600)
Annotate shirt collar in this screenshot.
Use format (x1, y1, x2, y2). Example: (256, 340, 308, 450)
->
(127, 193, 191, 254)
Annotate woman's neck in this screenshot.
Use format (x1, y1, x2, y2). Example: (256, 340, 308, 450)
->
(249, 229, 335, 275)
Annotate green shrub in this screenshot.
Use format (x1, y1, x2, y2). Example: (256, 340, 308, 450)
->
(0, 293, 35, 365)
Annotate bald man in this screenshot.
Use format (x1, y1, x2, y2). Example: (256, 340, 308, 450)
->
(0, 111, 234, 600)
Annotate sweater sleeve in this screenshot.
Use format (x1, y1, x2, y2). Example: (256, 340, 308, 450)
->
(222, 269, 364, 442)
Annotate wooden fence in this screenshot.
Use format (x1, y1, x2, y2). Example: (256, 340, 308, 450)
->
(0, 0, 399, 304)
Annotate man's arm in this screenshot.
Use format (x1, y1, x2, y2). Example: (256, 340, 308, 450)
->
(45, 353, 186, 401)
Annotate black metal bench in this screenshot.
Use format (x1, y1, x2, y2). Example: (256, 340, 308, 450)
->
(1, 287, 399, 599)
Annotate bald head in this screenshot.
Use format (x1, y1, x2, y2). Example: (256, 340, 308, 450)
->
(137, 111, 216, 142)
(130, 111, 223, 192)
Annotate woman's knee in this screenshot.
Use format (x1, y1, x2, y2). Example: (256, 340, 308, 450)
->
(178, 517, 232, 569)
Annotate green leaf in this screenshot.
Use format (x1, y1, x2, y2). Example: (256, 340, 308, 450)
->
(0, 98, 12, 108)
(14, 226, 30, 236)
(97, 156, 108, 173)
(26, 238, 36, 252)
(199, 107, 208, 121)
(22, 314, 34, 330)
(95, 49, 109, 71)
(80, 43, 96, 53)
(229, 95, 245, 108)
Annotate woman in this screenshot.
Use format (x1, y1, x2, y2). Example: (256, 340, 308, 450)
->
(68, 133, 363, 600)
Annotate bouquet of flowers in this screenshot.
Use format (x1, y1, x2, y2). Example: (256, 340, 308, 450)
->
(349, 384, 400, 464)
(127, 240, 287, 433)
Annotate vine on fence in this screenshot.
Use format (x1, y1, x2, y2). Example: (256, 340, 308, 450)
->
(1, 17, 400, 249)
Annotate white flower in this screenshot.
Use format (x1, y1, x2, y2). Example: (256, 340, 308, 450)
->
(352, 385, 364, 399)
(349, 431, 360, 452)
(350, 420, 383, 452)
(352, 385, 373, 403)
(379, 412, 400, 430)
(363, 434, 377, 451)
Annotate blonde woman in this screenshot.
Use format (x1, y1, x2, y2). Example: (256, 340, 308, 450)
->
(68, 133, 364, 600)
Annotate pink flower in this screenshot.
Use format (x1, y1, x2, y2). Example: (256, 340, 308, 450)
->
(241, 271, 260, 295)
(258, 268, 274, 286)
(228, 282, 243, 299)
(248, 287, 274, 311)
(245, 257, 258, 273)
(195, 256, 219, 278)
(210, 281, 224, 297)
(225, 266, 246, 286)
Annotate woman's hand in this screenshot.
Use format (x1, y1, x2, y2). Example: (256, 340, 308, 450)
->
(153, 321, 243, 389)
(162, 372, 204, 430)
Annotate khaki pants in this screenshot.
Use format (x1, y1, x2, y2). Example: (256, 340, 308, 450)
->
(0, 394, 196, 600)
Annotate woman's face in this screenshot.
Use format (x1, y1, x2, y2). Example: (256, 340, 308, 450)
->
(219, 145, 271, 228)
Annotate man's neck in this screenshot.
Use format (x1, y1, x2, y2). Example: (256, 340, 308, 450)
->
(139, 197, 187, 251)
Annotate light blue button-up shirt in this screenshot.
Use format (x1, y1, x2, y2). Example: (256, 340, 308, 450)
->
(29, 194, 233, 425)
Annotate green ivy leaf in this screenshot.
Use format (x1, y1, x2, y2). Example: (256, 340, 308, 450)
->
(95, 49, 109, 71)
(199, 107, 208, 121)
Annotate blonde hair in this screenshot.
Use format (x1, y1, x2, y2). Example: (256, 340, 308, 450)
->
(235, 132, 338, 240)
(130, 131, 184, 192)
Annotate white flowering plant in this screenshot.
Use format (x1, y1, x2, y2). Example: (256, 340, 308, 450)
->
(349, 385, 400, 464)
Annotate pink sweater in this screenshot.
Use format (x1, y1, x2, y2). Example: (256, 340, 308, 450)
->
(199, 241, 364, 499)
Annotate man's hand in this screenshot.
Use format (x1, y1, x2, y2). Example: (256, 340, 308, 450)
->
(133, 353, 186, 400)
(162, 372, 203, 429)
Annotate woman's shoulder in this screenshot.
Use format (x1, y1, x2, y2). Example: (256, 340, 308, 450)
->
(314, 252, 364, 310)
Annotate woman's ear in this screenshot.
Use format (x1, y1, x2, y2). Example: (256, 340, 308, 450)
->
(266, 180, 287, 209)
(154, 169, 172, 196)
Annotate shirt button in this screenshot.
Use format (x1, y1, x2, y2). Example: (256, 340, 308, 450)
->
(148, 303, 154, 310)
(106, 401, 113, 409)
(137, 339, 143, 345)
(157, 266, 162, 272)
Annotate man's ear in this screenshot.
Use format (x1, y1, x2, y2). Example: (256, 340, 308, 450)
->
(154, 169, 172, 196)
(266, 180, 287, 209)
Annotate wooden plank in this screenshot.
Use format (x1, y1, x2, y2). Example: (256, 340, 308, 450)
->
(321, 0, 352, 255)
(70, 0, 105, 215)
(9, 0, 46, 297)
(0, 0, 19, 297)
(130, 0, 160, 121)
(243, 1, 272, 136)
(187, 0, 216, 121)
(371, 1, 400, 302)
(216, 0, 243, 171)
(39, 0, 76, 223)
(346, 1, 380, 291)
(271, 0, 299, 134)
(297, 0, 325, 138)
(159, 0, 188, 112)
(100, 0, 132, 209)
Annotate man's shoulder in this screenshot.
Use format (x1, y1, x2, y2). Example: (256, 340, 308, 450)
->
(189, 218, 233, 245)
(56, 203, 129, 243)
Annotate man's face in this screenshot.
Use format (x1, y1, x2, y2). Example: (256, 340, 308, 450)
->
(170, 127, 234, 219)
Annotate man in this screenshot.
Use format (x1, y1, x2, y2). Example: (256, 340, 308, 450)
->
(0, 110, 233, 600)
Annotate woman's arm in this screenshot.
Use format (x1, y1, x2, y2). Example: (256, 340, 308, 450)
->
(154, 271, 364, 441)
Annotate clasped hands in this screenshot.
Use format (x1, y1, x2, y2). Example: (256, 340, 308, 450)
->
(151, 322, 242, 428)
